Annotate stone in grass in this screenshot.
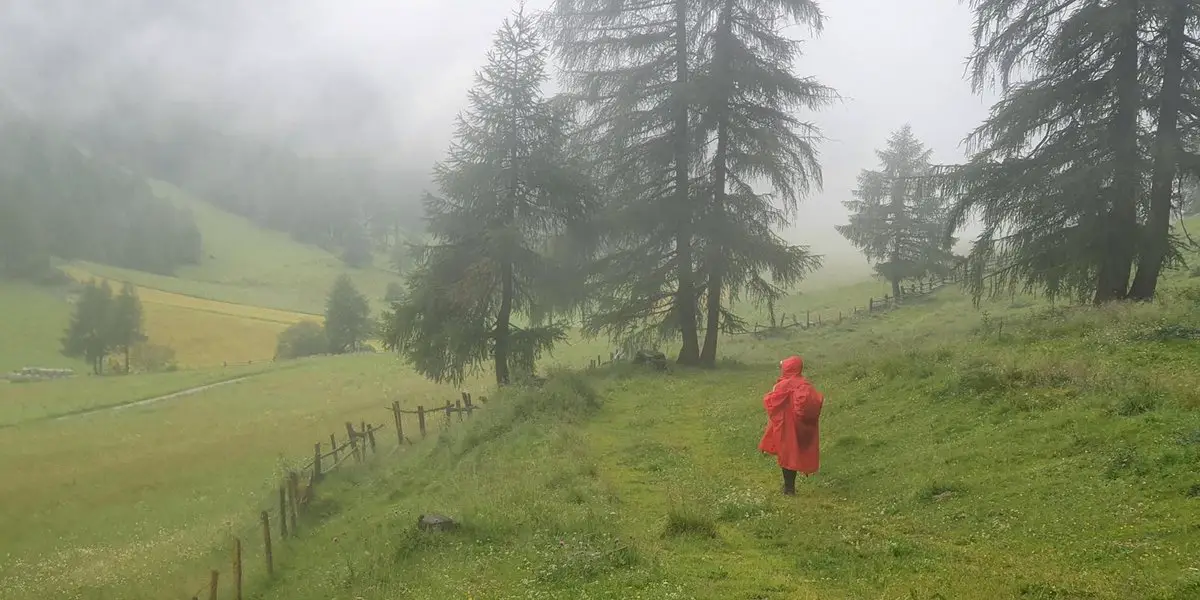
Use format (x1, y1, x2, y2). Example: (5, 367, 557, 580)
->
(417, 514, 458, 532)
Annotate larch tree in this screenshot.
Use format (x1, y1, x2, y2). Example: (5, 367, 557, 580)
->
(691, 0, 832, 366)
(1129, 0, 1200, 299)
(545, 0, 706, 364)
(380, 9, 593, 386)
(838, 126, 953, 299)
(948, 0, 1146, 304)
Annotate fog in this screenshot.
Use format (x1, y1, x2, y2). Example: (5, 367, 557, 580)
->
(0, 0, 997, 274)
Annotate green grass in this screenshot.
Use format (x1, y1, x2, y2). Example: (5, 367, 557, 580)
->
(0, 362, 274, 427)
(240, 244, 1200, 599)
(71, 180, 401, 314)
(0, 353, 488, 600)
(1, 212, 1196, 599)
(0, 282, 85, 374)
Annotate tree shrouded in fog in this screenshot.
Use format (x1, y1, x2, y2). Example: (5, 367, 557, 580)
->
(61, 280, 146, 374)
(838, 125, 954, 298)
(692, 0, 832, 366)
(948, 0, 1146, 304)
(324, 275, 371, 354)
(381, 9, 593, 386)
(546, 0, 705, 364)
(109, 283, 147, 373)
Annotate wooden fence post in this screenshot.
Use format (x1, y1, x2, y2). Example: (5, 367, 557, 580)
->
(869, 297, 874, 312)
(278, 484, 289, 539)
(207, 570, 219, 600)
(312, 442, 322, 482)
(417, 405, 427, 438)
(464, 394, 474, 418)
(329, 433, 339, 463)
(233, 538, 243, 600)
(392, 401, 404, 445)
(444, 400, 452, 428)
(261, 511, 274, 577)
(838, 311, 843, 324)
(288, 471, 300, 528)
(345, 422, 361, 462)
(366, 426, 377, 454)
(806, 310, 810, 328)
(455, 400, 463, 422)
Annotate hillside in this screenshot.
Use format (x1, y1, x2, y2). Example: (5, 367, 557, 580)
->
(0, 282, 85, 373)
(70, 180, 401, 315)
(244, 244, 1200, 599)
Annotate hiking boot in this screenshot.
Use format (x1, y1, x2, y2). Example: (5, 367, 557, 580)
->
(781, 483, 796, 496)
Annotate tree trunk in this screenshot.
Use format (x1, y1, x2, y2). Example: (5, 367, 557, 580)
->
(891, 277, 901, 299)
(1096, 1, 1141, 304)
(672, 0, 700, 366)
(494, 260, 513, 386)
(699, 0, 734, 370)
(1130, 0, 1185, 300)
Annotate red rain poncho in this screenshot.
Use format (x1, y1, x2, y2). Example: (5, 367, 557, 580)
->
(758, 356, 824, 474)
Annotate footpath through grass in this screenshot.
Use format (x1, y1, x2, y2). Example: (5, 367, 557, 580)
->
(253, 274, 1200, 600)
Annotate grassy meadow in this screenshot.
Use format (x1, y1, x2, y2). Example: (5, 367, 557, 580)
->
(0, 282, 84, 373)
(72, 180, 401, 315)
(252, 267, 1200, 600)
(0, 354, 491, 600)
(58, 265, 320, 369)
(0, 215, 1196, 600)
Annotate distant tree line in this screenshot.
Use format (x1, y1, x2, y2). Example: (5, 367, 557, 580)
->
(69, 112, 425, 269)
(0, 104, 202, 280)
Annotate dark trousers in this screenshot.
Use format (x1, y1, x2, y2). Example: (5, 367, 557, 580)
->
(781, 468, 798, 493)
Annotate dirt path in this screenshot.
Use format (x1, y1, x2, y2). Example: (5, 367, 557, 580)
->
(51, 376, 253, 422)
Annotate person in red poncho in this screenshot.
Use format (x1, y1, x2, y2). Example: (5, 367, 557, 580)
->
(758, 355, 824, 496)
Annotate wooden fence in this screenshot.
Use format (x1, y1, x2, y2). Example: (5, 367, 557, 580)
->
(181, 393, 485, 599)
(745, 276, 956, 336)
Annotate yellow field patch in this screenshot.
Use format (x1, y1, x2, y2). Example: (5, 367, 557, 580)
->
(60, 265, 321, 367)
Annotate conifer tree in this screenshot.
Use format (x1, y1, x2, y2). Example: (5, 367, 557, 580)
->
(692, 0, 833, 366)
(62, 280, 115, 374)
(1129, 0, 1200, 299)
(838, 126, 954, 298)
(546, 0, 705, 364)
(109, 283, 146, 373)
(381, 9, 593, 386)
(324, 274, 370, 354)
(949, 0, 1145, 304)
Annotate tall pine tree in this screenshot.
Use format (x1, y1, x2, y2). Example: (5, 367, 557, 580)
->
(692, 0, 832, 366)
(381, 9, 593, 386)
(948, 0, 1145, 304)
(546, 0, 705, 364)
(838, 126, 954, 298)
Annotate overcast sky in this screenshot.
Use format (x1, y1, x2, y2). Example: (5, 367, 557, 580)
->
(3, 0, 997, 266)
(276, 0, 997, 259)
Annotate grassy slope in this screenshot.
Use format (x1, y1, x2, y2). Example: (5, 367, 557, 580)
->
(0, 282, 85, 373)
(250, 244, 1200, 599)
(74, 180, 400, 314)
(0, 354, 490, 600)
